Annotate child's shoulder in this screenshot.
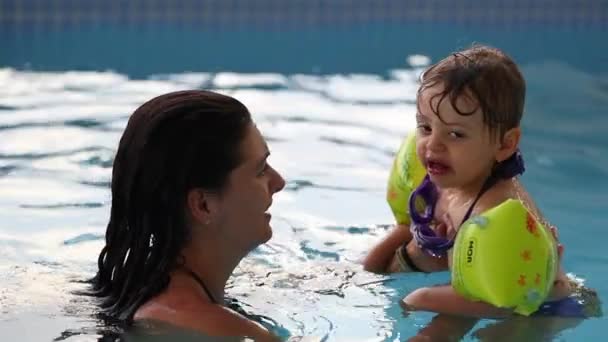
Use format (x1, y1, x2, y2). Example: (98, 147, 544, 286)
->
(472, 179, 520, 216)
(473, 178, 548, 226)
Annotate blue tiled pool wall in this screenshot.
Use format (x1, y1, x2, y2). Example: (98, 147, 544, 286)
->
(1, 0, 607, 29)
(1, 1, 606, 77)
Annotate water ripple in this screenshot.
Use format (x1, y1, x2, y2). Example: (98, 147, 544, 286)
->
(79, 180, 111, 188)
(20, 202, 105, 210)
(319, 136, 394, 157)
(0, 165, 19, 177)
(0, 105, 18, 111)
(285, 179, 376, 192)
(62, 233, 104, 246)
(300, 241, 340, 261)
(0, 146, 111, 160)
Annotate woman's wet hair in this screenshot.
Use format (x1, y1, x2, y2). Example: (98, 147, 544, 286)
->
(87, 90, 252, 322)
(418, 44, 526, 139)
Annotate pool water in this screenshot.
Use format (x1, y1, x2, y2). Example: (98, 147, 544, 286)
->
(1, 27, 608, 342)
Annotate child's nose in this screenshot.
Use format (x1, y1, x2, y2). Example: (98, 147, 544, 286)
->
(426, 132, 446, 152)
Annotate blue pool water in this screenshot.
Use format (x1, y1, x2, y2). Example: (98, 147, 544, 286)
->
(1, 21, 607, 342)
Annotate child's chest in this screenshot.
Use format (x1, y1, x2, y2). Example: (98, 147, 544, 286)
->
(433, 191, 475, 230)
(433, 191, 482, 269)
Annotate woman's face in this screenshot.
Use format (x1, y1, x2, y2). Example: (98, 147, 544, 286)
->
(210, 123, 285, 251)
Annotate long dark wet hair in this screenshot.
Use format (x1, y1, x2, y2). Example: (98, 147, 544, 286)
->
(88, 90, 252, 323)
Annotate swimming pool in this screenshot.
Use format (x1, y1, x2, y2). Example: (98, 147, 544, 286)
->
(1, 2, 607, 341)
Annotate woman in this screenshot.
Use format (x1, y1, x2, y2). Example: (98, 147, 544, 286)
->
(89, 90, 285, 341)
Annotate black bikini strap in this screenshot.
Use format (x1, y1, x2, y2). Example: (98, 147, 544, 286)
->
(181, 267, 218, 305)
(460, 176, 493, 225)
(460, 152, 526, 226)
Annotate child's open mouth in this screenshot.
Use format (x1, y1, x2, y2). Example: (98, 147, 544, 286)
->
(427, 160, 450, 176)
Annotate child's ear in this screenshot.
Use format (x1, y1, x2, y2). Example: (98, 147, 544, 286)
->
(496, 127, 521, 162)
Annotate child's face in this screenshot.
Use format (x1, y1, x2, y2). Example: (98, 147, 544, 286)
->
(415, 83, 502, 193)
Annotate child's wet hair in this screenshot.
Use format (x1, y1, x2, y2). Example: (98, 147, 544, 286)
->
(417, 44, 526, 139)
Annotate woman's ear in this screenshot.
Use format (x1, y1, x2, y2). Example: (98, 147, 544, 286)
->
(496, 127, 521, 162)
(186, 189, 217, 225)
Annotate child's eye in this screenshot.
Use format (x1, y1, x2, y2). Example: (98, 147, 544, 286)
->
(417, 124, 432, 134)
(449, 130, 465, 139)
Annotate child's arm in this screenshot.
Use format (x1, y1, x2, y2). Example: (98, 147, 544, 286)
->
(363, 224, 449, 273)
(511, 179, 572, 300)
(476, 181, 573, 301)
(410, 314, 479, 342)
(362, 224, 411, 273)
(402, 285, 513, 319)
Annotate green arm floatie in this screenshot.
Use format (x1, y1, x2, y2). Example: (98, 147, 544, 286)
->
(386, 133, 426, 225)
(451, 199, 559, 316)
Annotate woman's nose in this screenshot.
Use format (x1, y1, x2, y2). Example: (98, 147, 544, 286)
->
(271, 167, 286, 193)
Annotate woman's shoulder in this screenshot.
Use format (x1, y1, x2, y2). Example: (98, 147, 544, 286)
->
(135, 294, 276, 341)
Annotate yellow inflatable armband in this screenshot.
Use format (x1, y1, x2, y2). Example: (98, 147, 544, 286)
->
(451, 199, 559, 316)
(386, 133, 426, 224)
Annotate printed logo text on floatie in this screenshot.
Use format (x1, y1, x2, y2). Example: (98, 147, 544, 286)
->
(466, 238, 476, 266)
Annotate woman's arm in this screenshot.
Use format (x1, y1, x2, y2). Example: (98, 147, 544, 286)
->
(402, 285, 513, 319)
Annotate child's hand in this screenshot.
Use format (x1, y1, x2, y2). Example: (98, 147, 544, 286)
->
(435, 213, 458, 240)
(405, 239, 449, 272)
(549, 225, 564, 259)
(547, 224, 572, 301)
(400, 213, 455, 272)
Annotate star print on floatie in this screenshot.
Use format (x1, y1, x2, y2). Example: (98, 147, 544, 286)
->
(388, 188, 399, 200)
(521, 249, 532, 262)
(535, 273, 541, 285)
(518, 274, 527, 286)
(526, 213, 540, 237)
